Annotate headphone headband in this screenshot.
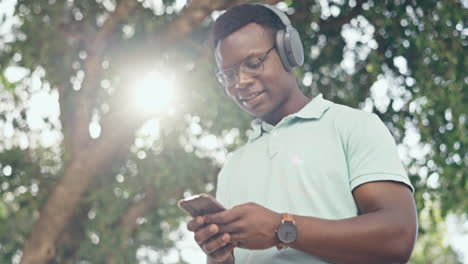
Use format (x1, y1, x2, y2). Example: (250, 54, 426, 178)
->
(255, 4, 292, 28)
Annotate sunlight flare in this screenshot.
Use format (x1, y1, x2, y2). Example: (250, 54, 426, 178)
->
(133, 71, 177, 114)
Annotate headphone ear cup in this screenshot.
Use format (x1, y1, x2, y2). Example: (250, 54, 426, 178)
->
(285, 28, 304, 68)
(290, 28, 304, 66)
(254, 4, 304, 70)
(275, 29, 294, 71)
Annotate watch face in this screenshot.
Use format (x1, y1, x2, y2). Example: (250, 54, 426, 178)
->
(277, 222, 297, 244)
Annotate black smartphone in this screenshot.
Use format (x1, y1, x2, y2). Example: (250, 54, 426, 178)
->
(178, 193, 225, 217)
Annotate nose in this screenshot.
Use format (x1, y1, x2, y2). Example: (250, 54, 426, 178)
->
(235, 70, 254, 89)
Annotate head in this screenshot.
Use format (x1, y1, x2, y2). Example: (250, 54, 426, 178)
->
(213, 4, 306, 125)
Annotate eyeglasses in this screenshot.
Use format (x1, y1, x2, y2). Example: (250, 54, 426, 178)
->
(216, 46, 275, 88)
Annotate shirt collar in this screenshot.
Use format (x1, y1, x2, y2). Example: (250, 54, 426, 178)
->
(292, 93, 332, 119)
(248, 93, 332, 141)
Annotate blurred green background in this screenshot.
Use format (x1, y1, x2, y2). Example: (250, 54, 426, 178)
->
(0, 0, 466, 263)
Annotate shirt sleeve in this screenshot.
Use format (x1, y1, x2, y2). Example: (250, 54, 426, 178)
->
(345, 112, 414, 192)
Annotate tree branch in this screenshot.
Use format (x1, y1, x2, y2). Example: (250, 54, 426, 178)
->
(56, 202, 91, 264)
(19, 150, 105, 263)
(71, 0, 139, 158)
(104, 186, 158, 264)
(289, 0, 317, 22)
(372, 23, 400, 75)
(289, 0, 365, 34)
(57, 83, 74, 159)
(121, 186, 158, 238)
(319, 0, 365, 33)
(21, 1, 286, 263)
(20, 1, 255, 263)
(127, 0, 283, 65)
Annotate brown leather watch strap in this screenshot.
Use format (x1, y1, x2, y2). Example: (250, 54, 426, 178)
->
(276, 213, 296, 250)
(282, 213, 295, 224)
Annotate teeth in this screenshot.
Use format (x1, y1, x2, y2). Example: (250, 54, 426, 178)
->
(243, 92, 261, 101)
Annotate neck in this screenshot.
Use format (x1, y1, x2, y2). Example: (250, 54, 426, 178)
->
(262, 85, 311, 126)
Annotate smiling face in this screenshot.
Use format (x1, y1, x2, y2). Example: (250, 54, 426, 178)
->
(216, 23, 301, 125)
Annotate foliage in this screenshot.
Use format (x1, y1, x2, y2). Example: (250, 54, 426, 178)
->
(410, 209, 465, 264)
(0, 0, 466, 263)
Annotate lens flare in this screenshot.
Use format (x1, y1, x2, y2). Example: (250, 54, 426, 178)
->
(133, 71, 177, 114)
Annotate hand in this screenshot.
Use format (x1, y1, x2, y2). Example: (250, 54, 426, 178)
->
(187, 216, 235, 262)
(204, 202, 281, 250)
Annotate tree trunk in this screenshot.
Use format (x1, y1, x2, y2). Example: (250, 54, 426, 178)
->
(19, 1, 282, 263)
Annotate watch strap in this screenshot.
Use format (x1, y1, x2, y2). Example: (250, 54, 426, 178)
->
(282, 213, 295, 224)
(276, 213, 296, 250)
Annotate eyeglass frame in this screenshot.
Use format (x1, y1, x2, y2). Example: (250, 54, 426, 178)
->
(215, 46, 275, 88)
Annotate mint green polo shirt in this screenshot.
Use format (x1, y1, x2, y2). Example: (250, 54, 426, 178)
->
(215, 94, 414, 264)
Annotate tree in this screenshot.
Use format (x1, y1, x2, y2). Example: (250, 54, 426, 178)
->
(410, 208, 464, 264)
(0, 0, 466, 263)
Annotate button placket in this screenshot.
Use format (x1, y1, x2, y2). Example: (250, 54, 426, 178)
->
(269, 130, 281, 158)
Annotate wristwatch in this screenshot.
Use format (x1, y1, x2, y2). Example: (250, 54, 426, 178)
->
(275, 213, 297, 250)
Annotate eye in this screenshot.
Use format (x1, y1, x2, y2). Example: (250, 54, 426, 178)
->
(243, 57, 262, 70)
(225, 69, 237, 81)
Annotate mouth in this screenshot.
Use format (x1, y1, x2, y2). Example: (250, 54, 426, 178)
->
(239, 91, 264, 104)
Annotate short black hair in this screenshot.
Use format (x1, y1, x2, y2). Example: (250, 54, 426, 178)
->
(212, 4, 286, 47)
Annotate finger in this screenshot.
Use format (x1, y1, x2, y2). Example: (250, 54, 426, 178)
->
(227, 233, 245, 243)
(210, 242, 236, 262)
(204, 208, 241, 225)
(194, 224, 219, 245)
(204, 232, 230, 254)
(217, 222, 243, 234)
(187, 216, 204, 232)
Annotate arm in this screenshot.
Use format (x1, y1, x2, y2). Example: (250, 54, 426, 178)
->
(289, 181, 417, 263)
(205, 181, 417, 264)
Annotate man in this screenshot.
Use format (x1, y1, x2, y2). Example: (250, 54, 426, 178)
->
(187, 4, 417, 264)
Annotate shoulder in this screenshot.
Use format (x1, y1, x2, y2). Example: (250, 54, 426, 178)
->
(330, 102, 375, 121)
(326, 102, 380, 132)
(219, 144, 247, 172)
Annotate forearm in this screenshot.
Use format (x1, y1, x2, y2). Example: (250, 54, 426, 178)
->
(207, 254, 234, 264)
(290, 210, 416, 264)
